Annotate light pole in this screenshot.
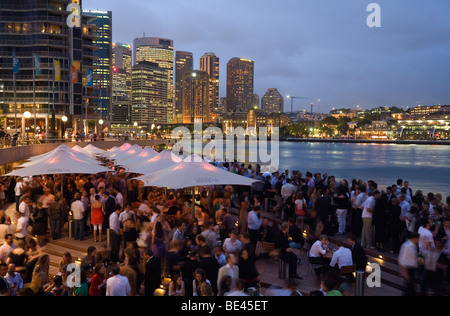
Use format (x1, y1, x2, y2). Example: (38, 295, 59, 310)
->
(99, 119, 104, 141)
(24, 111, 31, 140)
(62, 115, 68, 140)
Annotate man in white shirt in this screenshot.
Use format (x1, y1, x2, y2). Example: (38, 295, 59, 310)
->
(71, 195, 85, 241)
(361, 191, 380, 249)
(217, 253, 239, 291)
(114, 188, 124, 209)
(398, 232, 420, 296)
(119, 205, 135, 225)
(0, 217, 11, 246)
(14, 178, 24, 212)
(138, 201, 151, 217)
(329, 239, 353, 269)
(18, 197, 31, 221)
(418, 219, 435, 253)
(15, 212, 28, 241)
(0, 235, 15, 263)
(247, 206, 262, 245)
(281, 179, 298, 202)
(106, 265, 130, 296)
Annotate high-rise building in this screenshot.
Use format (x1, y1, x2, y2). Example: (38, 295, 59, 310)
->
(132, 61, 168, 125)
(134, 37, 174, 122)
(200, 53, 219, 113)
(83, 9, 112, 120)
(182, 70, 210, 124)
(226, 57, 254, 112)
(175, 51, 193, 123)
(261, 88, 284, 113)
(112, 43, 132, 124)
(0, 0, 99, 137)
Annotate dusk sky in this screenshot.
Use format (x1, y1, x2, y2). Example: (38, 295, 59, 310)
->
(85, 0, 450, 113)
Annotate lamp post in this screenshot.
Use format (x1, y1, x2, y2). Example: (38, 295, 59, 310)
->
(99, 119, 104, 141)
(24, 111, 31, 140)
(62, 115, 68, 140)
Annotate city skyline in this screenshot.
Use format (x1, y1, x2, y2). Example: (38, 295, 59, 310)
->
(85, 0, 450, 113)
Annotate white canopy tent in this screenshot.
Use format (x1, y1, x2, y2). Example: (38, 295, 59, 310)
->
(20, 144, 99, 167)
(135, 154, 260, 189)
(100, 143, 132, 157)
(126, 149, 182, 175)
(108, 144, 144, 164)
(116, 147, 159, 168)
(6, 147, 111, 177)
(83, 144, 106, 155)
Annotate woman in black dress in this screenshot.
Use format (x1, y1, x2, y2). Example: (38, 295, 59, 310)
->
(32, 202, 48, 244)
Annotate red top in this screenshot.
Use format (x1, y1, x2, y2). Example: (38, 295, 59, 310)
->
(88, 274, 104, 296)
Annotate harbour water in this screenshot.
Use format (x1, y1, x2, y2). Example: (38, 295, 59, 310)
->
(276, 141, 449, 197)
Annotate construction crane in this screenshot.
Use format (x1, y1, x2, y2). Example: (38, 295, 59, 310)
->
(286, 95, 314, 113)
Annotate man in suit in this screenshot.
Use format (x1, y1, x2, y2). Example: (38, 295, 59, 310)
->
(347, 235, 368, 271)
(0, 263, 11, 296)
(103, 191, 116, 229)
(144, 248, 161, 296)
(217, 253, 239, 291)
(199, 247, 220, 295)
(276, 223, 302, 279)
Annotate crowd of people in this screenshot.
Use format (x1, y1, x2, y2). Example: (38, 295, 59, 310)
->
(0, 157, 449, 296)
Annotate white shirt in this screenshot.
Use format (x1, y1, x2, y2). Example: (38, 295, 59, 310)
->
(281, 183, 297, 198)
(16, 216, 28, 238)
(354, 193, 367, 209)
(106, 274, 130, 296)
(19, 202, 30, 220)
(399, 200, 411, 219)
(119, 211, 135, 224)
(109, 212, 120, 235)
(330, 246, 353, 269)
(0, 243, 15, 262)
(71, 200, 85, 220)
(398, 240, 418, 269)
(138, 203, 151, 216)
(309, 240, 327, 258)
(418, 226, 435, 253)
(115, 193, 124, 208)
(14, 182, 23, 196)
(362, 196, 376, 219)
(222, 238, 242, 254)
(0, 224, 11, 245)
(247, 211, 262, 230)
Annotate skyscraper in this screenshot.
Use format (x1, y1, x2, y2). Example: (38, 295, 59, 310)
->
(200, 53, 219, 113)
(261, 88, 284, 113)
(134, 37, 174, 122)
(83, 10, 113, 120)
(0, 0, 98, 137)
(182, 70, 210, 124)
(226, 57, 254, 112)
(131, 61, 168, 125)
(175, 51, 193, 123)
(112, 43, 132, 123)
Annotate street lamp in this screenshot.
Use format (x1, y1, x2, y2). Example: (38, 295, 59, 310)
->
(24, 111, 31, 139)
(62, 116, 68, 140)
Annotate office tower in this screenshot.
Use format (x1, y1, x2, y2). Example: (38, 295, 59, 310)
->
(134, 37, 174, 122)
(131, 61, 168, 125)
(226, 57, 254, 112)
(182, 70, 210, 124)
(112, 43, 132, 123)
(0, 0, 98, 137)
(261, 88, 284, 113)
(175, 51, 193, 123)
(200, 52, 219, 113)
(83, 9, 112, 120)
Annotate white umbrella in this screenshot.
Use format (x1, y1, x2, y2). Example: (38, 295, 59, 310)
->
(71, 145, 84, 153)
(117, 147, 158, 168)
(20, 144, 98, 167)
(101, 143, 132, 157)
(83, 144, 106, 155)
(6, 147, 110, 177)
(135, 154, 261, 189)
(127, 149, 182, 175)
(109, 144, 144, 163)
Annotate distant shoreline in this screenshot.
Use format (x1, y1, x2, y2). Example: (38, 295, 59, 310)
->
(281, 138, 450, 145)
